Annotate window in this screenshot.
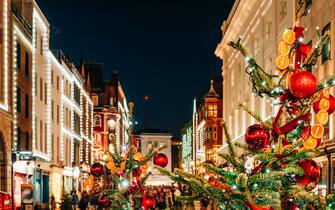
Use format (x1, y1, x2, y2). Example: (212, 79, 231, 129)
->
(207, 104, 218, 118)
(279, 0, 287, 20)
(306, 0, 312, 9)
(74, 84, 81, 105)
(94, 115, 101, 126)
(51, 70, 54, 86)
(265, 22, 272, 40)
(92, 95, 98, 106)
(322, 23, 331, 63)
(25, 52, 29, 78)
(44, 83, 47, 104)
(40, 120, 43, 150)
(17, 128, 21, 151)
(45, 123, 47, 152)
(16, 43, 21, 70)
(25, 132, 29, 151)
(25, 94, 29, 118)
(40, 78, 43, 101)
(35, 74, 38, 96)
(56, 76, 59, 90)
(17, 88, 21, 113)
(74, 112, 81, 134)
(51, 100, 54, 120)
(57, 105, 60, 124)
(40, 34, 43, 56)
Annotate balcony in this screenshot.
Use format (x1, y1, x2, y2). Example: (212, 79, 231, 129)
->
(51, 50, 72, 70)
(12, 4, 32, 35)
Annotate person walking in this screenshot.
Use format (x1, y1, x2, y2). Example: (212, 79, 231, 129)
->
(79, 191, 89, 210)
(71, 191, 79, 210)
(50, 194, 56, 210)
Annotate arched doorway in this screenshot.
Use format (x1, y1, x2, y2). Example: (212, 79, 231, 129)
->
(0, 134, 6, 191)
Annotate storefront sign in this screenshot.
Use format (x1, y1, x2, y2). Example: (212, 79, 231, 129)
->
(21, 184, 34, 204)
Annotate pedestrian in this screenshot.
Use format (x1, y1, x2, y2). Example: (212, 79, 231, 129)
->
(79, 191, 89, 210)
(200, 198, 209, 210)
(71, 190, 79, 210)
(173, 187, 182, 210)
(50, 194, 56, 210)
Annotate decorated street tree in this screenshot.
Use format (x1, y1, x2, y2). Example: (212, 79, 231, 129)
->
(158, 1, 335, 209)
(90, 134, 166, 210)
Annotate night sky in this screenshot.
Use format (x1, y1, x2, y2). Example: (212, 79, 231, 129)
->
(36, 0, 234, 136)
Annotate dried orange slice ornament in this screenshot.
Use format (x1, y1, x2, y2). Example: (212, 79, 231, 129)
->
(319, 98, 330, 111)
(282, 29, 296, 45)
(323, 88, 330, 98)
(276, 55, 290, 70)
(303, 135, 318, 149)
(316, 111, 329, 125)
(278, 41, 291, 55)
(311, 124, 324, 139)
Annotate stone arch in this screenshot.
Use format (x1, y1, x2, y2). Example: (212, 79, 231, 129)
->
(0, 132, 6, 191)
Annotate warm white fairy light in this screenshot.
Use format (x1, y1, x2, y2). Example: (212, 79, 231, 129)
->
(71, 80, 75, 164)
(1, 0, 9, 111)
(60, 79, 65, 160)
(85, 97, 89, 163)
(12, 31, 18, 150)
(80, 90, 83, 163)
(44, 31, 52, 158)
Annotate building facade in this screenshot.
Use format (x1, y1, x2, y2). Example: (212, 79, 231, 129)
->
(193, 79, 223, 174)
(11, 0, 94, 207)
(139, 130, 172, 186)
(181, 121, 193, 173)
(0, 0, 12, 194)
(171, 136, 182, 172)
(215, 0, 334, 195)
(90, 69, 131, 159)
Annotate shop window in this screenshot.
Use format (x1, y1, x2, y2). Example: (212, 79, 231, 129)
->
(322, 23, 331, 63)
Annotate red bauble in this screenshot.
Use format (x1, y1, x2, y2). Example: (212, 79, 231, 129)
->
(245, 124, 270, 150)
(297, 159, 320, 187)
(142, 196, 155, 209)
(98, 194, 111, 208)
(289, 71, 317, 99)
(90, 162, 104, 177)
(153, 153, 168, 168)
(313, 95, 335, 114)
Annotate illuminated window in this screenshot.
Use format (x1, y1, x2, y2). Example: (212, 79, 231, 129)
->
(25, 52, 29, 78)
(207, 105, 218, 118)
(16, 43, 21, 70)
(94, 115, 101, 126)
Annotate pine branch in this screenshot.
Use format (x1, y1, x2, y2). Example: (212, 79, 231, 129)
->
(282, 149, 320, 162)
(203, 163, 237, 180)
(248, 171, 283, 184)
(239, 103, 272, 129)
(228, 38, 278, 97)
(254, 153, 276, 163)
(282, 163, 304, 176)
(222, 122, 240, 168)
(282, 139, 304, 155)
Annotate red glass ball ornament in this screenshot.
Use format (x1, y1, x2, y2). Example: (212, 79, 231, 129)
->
(98, 194, 111, 208)
(297, 159, 320, 187)
(142, 196, 155, 209)
(90, 162, 104, 177)
(153, 153, 168, 168)
(313, 95, 335, 114)
(289, 71, 317, 99)
(245, 124, 270, 150)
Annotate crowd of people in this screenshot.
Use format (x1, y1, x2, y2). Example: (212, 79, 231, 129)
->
(46, 185, 209, 210)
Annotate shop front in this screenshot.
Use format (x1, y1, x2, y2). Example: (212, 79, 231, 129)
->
(80, 163, 92, 193)
(50, 166, 63, 205)
(13, 160, 34, 209)
(63, 167, 73, 195)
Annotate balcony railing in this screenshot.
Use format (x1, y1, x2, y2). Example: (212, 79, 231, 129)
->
(12, 4, 32, 35)
(51, 50, 72, 70)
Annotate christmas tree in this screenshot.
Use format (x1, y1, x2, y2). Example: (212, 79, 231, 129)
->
(90, 133, 166, 210)
(158, 1, 335, 209)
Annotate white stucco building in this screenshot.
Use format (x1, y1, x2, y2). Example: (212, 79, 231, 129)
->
(139, 130, 172, 186)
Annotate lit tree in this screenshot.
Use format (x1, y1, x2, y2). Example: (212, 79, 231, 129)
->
(158, 1, 335, 209)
